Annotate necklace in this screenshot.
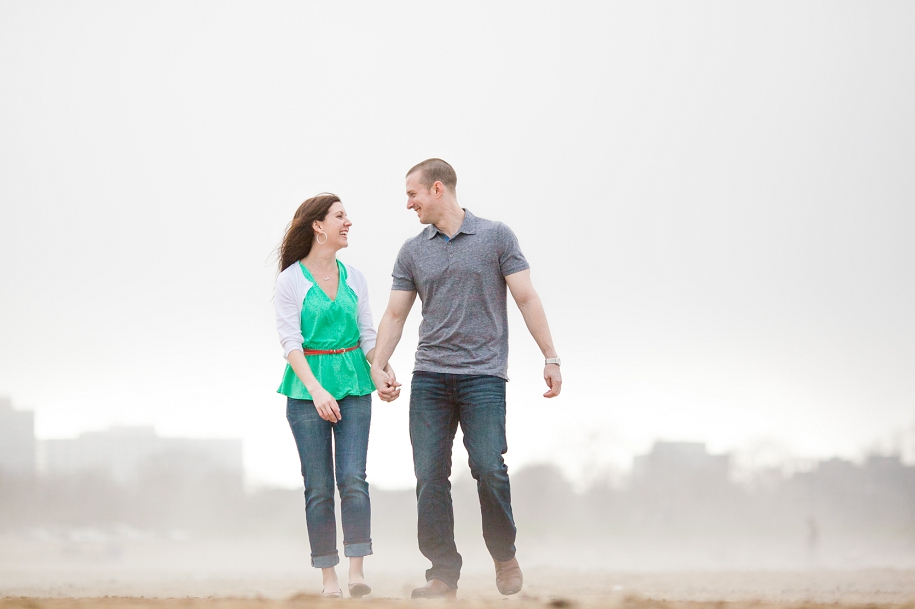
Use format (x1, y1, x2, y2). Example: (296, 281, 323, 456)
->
(305, 261, 336, 281)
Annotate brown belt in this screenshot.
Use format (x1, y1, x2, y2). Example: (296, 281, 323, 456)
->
(301, 345, 359, 356)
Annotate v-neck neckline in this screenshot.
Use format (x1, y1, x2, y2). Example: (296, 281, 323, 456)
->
(299, 260, 340, 302)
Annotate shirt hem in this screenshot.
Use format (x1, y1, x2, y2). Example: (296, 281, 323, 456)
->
(412, 365, 508, 382)
(277, 388, 375, 401)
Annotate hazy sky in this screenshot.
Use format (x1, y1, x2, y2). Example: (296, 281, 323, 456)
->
(2, 1, 913, 489)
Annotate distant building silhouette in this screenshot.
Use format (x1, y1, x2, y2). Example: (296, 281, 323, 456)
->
(632, 440, 729, 489)
(789, 453, 915, 530)
(43, 425, 243, 486)
(628, 441, 735, 529)
(0, 397, 36, 477)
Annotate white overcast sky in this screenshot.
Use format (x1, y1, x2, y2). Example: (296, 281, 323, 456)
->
(1, 1, 913, 489)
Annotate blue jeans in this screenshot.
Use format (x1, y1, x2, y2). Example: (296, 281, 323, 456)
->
(409, 372, 516, 589)
(286, 394, 373, 568)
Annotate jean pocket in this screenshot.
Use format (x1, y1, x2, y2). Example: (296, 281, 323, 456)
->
(286, 397, 320, 423)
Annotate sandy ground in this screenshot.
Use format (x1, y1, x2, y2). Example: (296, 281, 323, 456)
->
(2, 586, 915, 609)
(9, 567, 915, 602)
(3, 537, 915, 606)
(1, 601, 915, 609)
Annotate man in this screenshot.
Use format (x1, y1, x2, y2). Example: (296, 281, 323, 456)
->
(370, 158, 562, 599)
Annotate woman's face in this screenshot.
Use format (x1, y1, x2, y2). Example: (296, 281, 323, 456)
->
(316, 201, 352, 250)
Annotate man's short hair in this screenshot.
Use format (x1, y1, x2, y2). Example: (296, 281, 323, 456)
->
(406, 158, 457, 192)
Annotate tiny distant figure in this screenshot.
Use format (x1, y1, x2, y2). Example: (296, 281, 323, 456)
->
(274, 194, 396, 599)
(806, 514, 820, 565)
(370, 159, 563, 599)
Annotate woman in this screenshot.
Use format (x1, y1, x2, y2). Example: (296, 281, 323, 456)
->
(275, 193, 395, 598)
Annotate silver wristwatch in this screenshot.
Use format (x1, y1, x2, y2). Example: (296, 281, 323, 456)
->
(545, 357, 561, 366)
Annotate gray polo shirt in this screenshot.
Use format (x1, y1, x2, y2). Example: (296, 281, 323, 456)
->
(392, 209, 529, 380)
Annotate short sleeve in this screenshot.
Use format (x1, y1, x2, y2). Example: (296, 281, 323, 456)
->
(391, 243, 416, 291)
(498, 224, 530, 277)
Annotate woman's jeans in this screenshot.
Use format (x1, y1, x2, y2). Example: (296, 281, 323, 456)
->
(410, 372, 516, 589)
(287, 394, 372, 568)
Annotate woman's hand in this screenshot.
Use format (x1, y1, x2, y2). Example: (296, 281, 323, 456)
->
(381, 363, 401, 402)
(309, 385, 342, 422)
(286, 350, 341, 421)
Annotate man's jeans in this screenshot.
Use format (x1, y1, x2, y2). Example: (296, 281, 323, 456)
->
(410, 372, 517, 589)
(287, 394, 373, 568)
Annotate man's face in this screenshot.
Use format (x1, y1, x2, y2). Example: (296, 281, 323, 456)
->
(405, 172, 438, 225)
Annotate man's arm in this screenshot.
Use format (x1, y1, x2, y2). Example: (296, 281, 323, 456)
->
(370, 289, 417, 402)
(505, 269, 562, 398)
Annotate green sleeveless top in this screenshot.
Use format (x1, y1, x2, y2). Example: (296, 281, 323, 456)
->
(276, 261, 375, 400)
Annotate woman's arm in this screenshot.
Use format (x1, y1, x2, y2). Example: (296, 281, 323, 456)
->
(275, 268, 307, 359)
(287, 350, 341, 422)
(276, 269, 340, 422)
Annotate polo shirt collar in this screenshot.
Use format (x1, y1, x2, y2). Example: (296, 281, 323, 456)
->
(425, 208, 477, 240)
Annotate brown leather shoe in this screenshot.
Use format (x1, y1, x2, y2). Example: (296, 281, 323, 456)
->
(494, 557, 523, 595)
(411, 579, 457, 599)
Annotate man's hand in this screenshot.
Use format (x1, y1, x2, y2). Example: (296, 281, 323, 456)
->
(372, 366, 402, 402)
(543, 364, 562, 398)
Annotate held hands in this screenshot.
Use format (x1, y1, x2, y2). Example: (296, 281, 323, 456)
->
(310, 385, 342, 422)
(543, 364, 562, 398)
(372, 364, 402, 402)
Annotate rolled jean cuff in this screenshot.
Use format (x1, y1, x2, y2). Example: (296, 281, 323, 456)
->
(311, 551, 340, 568)
(344, 541, 373, 558)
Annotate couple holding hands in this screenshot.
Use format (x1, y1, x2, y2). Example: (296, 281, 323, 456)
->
(274, 158, 562, 599)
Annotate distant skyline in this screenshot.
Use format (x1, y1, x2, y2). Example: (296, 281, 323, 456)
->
(2, 2, 913, 489)
(3, 397, 914, 489)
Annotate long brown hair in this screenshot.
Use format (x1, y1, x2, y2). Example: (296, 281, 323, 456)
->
(278, 193, 340, 272)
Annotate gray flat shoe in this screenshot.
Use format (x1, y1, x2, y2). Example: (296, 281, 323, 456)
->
(349, 582, 372, 598)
